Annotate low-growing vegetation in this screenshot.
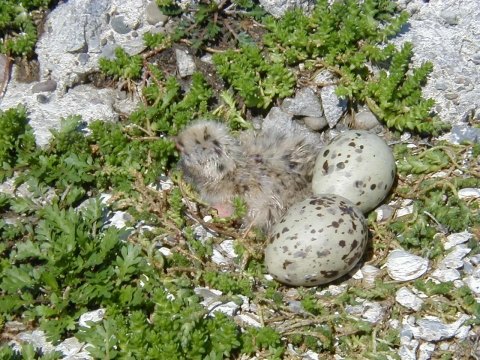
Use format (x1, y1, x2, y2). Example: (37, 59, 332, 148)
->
(1, 0, 479, 358)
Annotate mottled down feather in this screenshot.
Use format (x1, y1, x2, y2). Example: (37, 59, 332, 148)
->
(177, 120, 320, 232)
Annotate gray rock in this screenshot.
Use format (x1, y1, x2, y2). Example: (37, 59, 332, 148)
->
(259, 0, 313, 18)
(175, 49, 196, 77)
(282, 87, 324, 117)
(391, 0, 480, 126)
(1, 80, 134, 147)
(314, 70, 347, 128)
(440, 10, 459, 25)
(443, 124, 480, 144)
(262, 106, 324, 147)
(146, 1, 168, 25)
(31, 80, 57, 93)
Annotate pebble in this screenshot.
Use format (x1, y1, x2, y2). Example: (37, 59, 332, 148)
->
(111, 15, 131, 34)
(31, 80, 57, 93)
(302, 116, 327, 131)
(351, 107, 381, 130)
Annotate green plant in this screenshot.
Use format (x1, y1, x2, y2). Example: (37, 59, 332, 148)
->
(213, 45, 296, 108)
(158, 0, 265, 48)
(220, 0, 449, 134)
(0, 1, 52, 56)
(98, 47, 143, 80)
(0, 105, 36, 180)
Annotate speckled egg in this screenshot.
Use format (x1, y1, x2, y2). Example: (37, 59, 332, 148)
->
(265, 194, 368, 286)
(312, 130, 396, 213)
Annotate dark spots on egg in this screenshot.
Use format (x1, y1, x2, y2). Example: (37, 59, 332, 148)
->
(339, 240, 346, 247)
(311, 229, 316, 234)
(322, 160, 329, 173)
(336, 162, 345, 169)
(354, 180, 363, 188)
(321, 270, 339, 278)
(317, 250, 330, 258)
(282, 227, 289, 234)
(348, 141, 356, 147)
(323, 149, 330, 157)
(350, 240, 358, 250)
(282, 246, 289, 253)
(283, 260, 293, 270)
(293, 251, 307, 259)
(370, 184, 376, 190)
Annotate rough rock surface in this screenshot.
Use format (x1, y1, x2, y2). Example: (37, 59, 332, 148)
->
(393, 0, 480, 125)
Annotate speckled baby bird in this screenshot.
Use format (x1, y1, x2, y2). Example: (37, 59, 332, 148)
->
(176, 120, 321, 232)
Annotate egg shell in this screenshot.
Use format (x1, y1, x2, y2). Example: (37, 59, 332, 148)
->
(312, 130, 396, 213)
(265, 194, 368, 286)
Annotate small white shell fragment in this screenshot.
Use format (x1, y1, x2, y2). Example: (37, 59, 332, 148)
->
(362, 301, 386, 323)
(79, 309, 106, 328)
(375, 204, 395, 222)
(444, 231, 474, 250)
(158, 247, 172, 256)
(405, 314, 470, 342)
(312, 130, 396, 213)
(346, 301, 386, 323)
(265, 194, 368, 286)
(464, 276, 480, 295)
(211, 249, 228, 266)
(386, 250, 428, 281)
(395, 204, 414, 218)
(219, 239, 237, 259)
(431, 268, 461, 282)
(236, 313, 261, 328)
(195, 287, 240, 316)
(438, 244, 472, 269)
(317, 284, 347, 296)
(361, 264, 382, 288)
(419, 343, 436, 360)
(396, 287, 424, 311)
(458, 188, 480, 199)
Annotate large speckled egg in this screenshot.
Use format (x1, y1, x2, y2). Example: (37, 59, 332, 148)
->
(312, 130, 396, 213)
(265, 194, 368, 286)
